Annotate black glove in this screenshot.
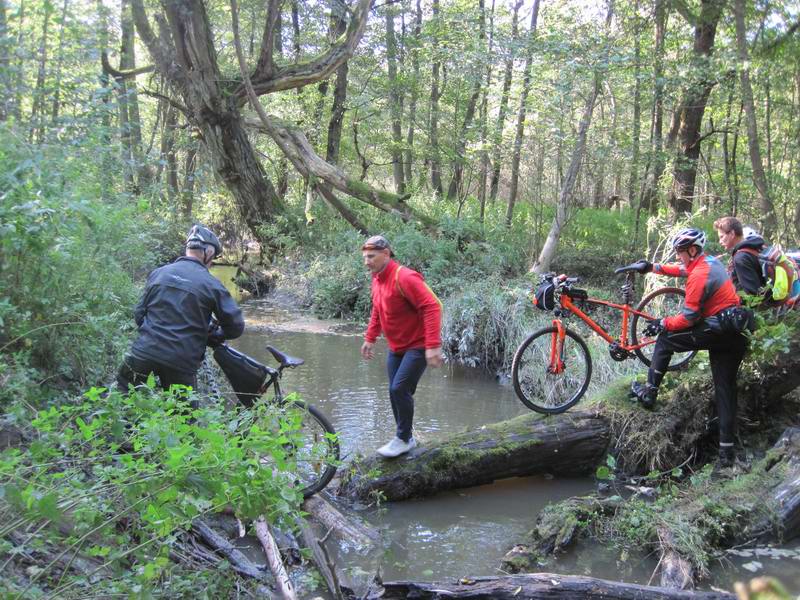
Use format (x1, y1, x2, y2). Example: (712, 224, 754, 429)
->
(642, 318, 664, 338)
(632, 259, 653, 274)
(207, 325, 225, 347)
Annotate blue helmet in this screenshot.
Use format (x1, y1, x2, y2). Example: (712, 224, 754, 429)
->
(186, 224, 222, 258)
(671, 228, 706, 252)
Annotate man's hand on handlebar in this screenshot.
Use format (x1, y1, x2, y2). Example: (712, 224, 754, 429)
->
(207, 318, 225, 347)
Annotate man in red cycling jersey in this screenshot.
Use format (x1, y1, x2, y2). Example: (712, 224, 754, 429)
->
(630, 228, 750, 469)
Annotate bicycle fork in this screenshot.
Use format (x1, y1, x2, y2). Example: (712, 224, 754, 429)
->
(547, 319, 567, 374)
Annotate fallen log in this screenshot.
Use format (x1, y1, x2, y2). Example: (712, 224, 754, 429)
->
(303, 494, 380, 550)
(192, 518, 268, 581)
(365, 573, 734, 599)
(255, 517, 297, 600)
(296, 517, 345, 600)
(338, 411, 610, 502)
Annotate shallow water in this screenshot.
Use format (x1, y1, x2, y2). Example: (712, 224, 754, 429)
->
(211, 268, 800, 595)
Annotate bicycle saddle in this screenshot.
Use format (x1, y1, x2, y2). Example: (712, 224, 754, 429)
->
(266, 345, 305, 368)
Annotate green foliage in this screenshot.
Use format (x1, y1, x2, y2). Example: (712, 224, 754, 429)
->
(0, 123, 176, 389)
(0, 383, 312, 596)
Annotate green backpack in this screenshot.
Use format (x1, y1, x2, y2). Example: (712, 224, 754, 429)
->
(739, 245, 799, 303)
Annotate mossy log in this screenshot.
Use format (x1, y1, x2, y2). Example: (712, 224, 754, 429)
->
(337, 411, 610, 502)
(365, 573, 734, 599)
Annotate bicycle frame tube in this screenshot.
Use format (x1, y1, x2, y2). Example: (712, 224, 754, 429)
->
(548, 319, 567, 374)
(560, 294, 660, 351)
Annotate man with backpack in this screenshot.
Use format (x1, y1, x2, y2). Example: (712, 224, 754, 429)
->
(630, 228, 750, 470)
(714, 216, 800, 308)
(117, 225, 245, 394)
(360, 235, 443, 458)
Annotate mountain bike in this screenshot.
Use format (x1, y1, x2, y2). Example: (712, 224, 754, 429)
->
(205, 343, 340, 498)
(511, 261, 697, 414)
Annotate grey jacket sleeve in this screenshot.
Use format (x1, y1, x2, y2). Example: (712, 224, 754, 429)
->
(214, 285, 245, 340)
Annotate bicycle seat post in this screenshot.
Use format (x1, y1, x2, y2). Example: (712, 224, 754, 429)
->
(620, 272, 635, 305)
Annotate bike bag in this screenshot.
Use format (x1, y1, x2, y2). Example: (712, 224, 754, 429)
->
(706, 306, 755, 335)
(213, 345, 269, 407)
(533, 281, 556, 311)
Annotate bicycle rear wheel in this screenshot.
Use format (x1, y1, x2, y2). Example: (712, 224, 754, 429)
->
(284, 400, 340, 498)
(511, 326, 592, 414)
(631, 287, 697, 370)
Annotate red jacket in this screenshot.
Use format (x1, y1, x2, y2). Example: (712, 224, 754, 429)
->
(652, 253, 740, 331)
(365, 260, 442, 353)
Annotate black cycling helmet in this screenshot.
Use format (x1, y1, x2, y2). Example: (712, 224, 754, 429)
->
(186, 224, 222, 259)
(671, 227, 706, 252)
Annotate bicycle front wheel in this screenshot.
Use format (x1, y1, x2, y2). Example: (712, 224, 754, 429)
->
(282, 400, 339, 498)
(511, 326, 592, 414)
(631, 286, 696, 370)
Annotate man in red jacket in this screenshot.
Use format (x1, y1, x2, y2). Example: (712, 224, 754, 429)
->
(360, 235, 444, 457)
(630, 228, 750, 469)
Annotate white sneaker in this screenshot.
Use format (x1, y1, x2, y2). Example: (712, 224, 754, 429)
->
(376, 436, 417, 458)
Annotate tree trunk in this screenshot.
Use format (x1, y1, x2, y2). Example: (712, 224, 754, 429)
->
(446, 0, 486, 201)
(385, 6, 405, 194)
(119, 0, 150, 188)
(627, 1, 642, 214)
(49, 0, 68, 123)
(504, 0, 540, 227)
(182, 143, 197, 220)
(95, 0, 113, 200)
(29, 0, 52, 144)
(532, 72, 601, 273)
(428, 0, 444, 197)
(130, 0, 283, 241)
(489, 0, 522, 204)
(733, 0, 777, 238)
(647, 0, 667, 216)
(11, 0, 24, 121)
(338, 411, 609, 502)
(668, 0, 725, 215)
(403, 0, 422, 187)
(477, 1, 495, 221)
(0, 0, 9, 121)
(368, 574, 734, 600)
(161, 104, 179, 204)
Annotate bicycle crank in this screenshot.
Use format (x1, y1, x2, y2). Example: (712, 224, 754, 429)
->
(608, 343, 632, 362)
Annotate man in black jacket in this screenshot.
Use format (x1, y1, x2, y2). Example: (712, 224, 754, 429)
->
(117, 225, 245, 391)
(714, 216, 766, 296)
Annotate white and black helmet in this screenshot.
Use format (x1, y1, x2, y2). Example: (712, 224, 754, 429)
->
(742, 226, 759, 239)
(671, 227, 706, 252)
(186, 224, 222, 259)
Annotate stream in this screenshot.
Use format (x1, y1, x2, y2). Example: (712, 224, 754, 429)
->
(213, 267, 800, 596)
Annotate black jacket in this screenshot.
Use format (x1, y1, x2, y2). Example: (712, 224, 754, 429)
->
(730, 236, 766, 296)
(131, 256, 244, 373)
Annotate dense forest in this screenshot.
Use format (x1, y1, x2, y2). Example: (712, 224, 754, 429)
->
(2, 0, 800, 596)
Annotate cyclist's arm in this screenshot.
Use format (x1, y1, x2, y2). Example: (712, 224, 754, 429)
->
(364, 289, 382, 343)
(133, 270, 157, 327)
(663, 266, 706, 331)
(652, 263, 687, 278)
(214, 285, 245, 340)
(733, 252, 763, 295)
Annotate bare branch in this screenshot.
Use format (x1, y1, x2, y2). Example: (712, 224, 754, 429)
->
(129, 0, 183, 85)
(139, 89, 190, 116)
(255, 0, 283, 78)
(101, 51, 155, 79)
(240, 0, 371, 98)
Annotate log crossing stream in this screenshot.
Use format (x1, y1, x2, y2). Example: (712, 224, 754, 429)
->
(212, 267, 800, 596)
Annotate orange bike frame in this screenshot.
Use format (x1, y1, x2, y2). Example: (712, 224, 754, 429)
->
(557, 293, 658, 352)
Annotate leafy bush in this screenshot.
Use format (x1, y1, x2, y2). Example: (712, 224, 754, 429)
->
(0, 383, 310, 596)
(0, 124, 174, 389)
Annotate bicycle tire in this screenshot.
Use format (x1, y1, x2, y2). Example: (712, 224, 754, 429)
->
(511, 326, 592, 414)
(283, 400, 340, 498)
(631, 286, 697, 370)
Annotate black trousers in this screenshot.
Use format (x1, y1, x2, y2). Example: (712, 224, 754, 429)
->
(117, 353, 197, 392)
(648, 323, 748, 445)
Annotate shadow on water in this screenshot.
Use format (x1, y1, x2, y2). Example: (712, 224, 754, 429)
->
(214, 275, 800, 595)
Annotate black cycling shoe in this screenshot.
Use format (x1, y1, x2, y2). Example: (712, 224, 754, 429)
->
(629, 381, 657, 410)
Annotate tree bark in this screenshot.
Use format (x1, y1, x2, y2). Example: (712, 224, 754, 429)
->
(532, 70, 602, 273)
(0, 0, 9, 121)
(338, 411, 609, 502)
(368, 573, 734, 600)
(733, 0, 777, 238)
(49, 0, 68, 123)
(477, 0, 496, 220)
(627, 1, 642, 213)
(489, 0, 522, 203)
(428, 0, 444, 197)
(446, 0, 486, 201)
(403, 0, 422, 186)
(667, 0, 725, 215)
(385, 6, 405, 194)
(504, 0, 540, 227)
(29, 0, 52, 144)
(255, 516, 297, 600)
(303, 495, 380, 549)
